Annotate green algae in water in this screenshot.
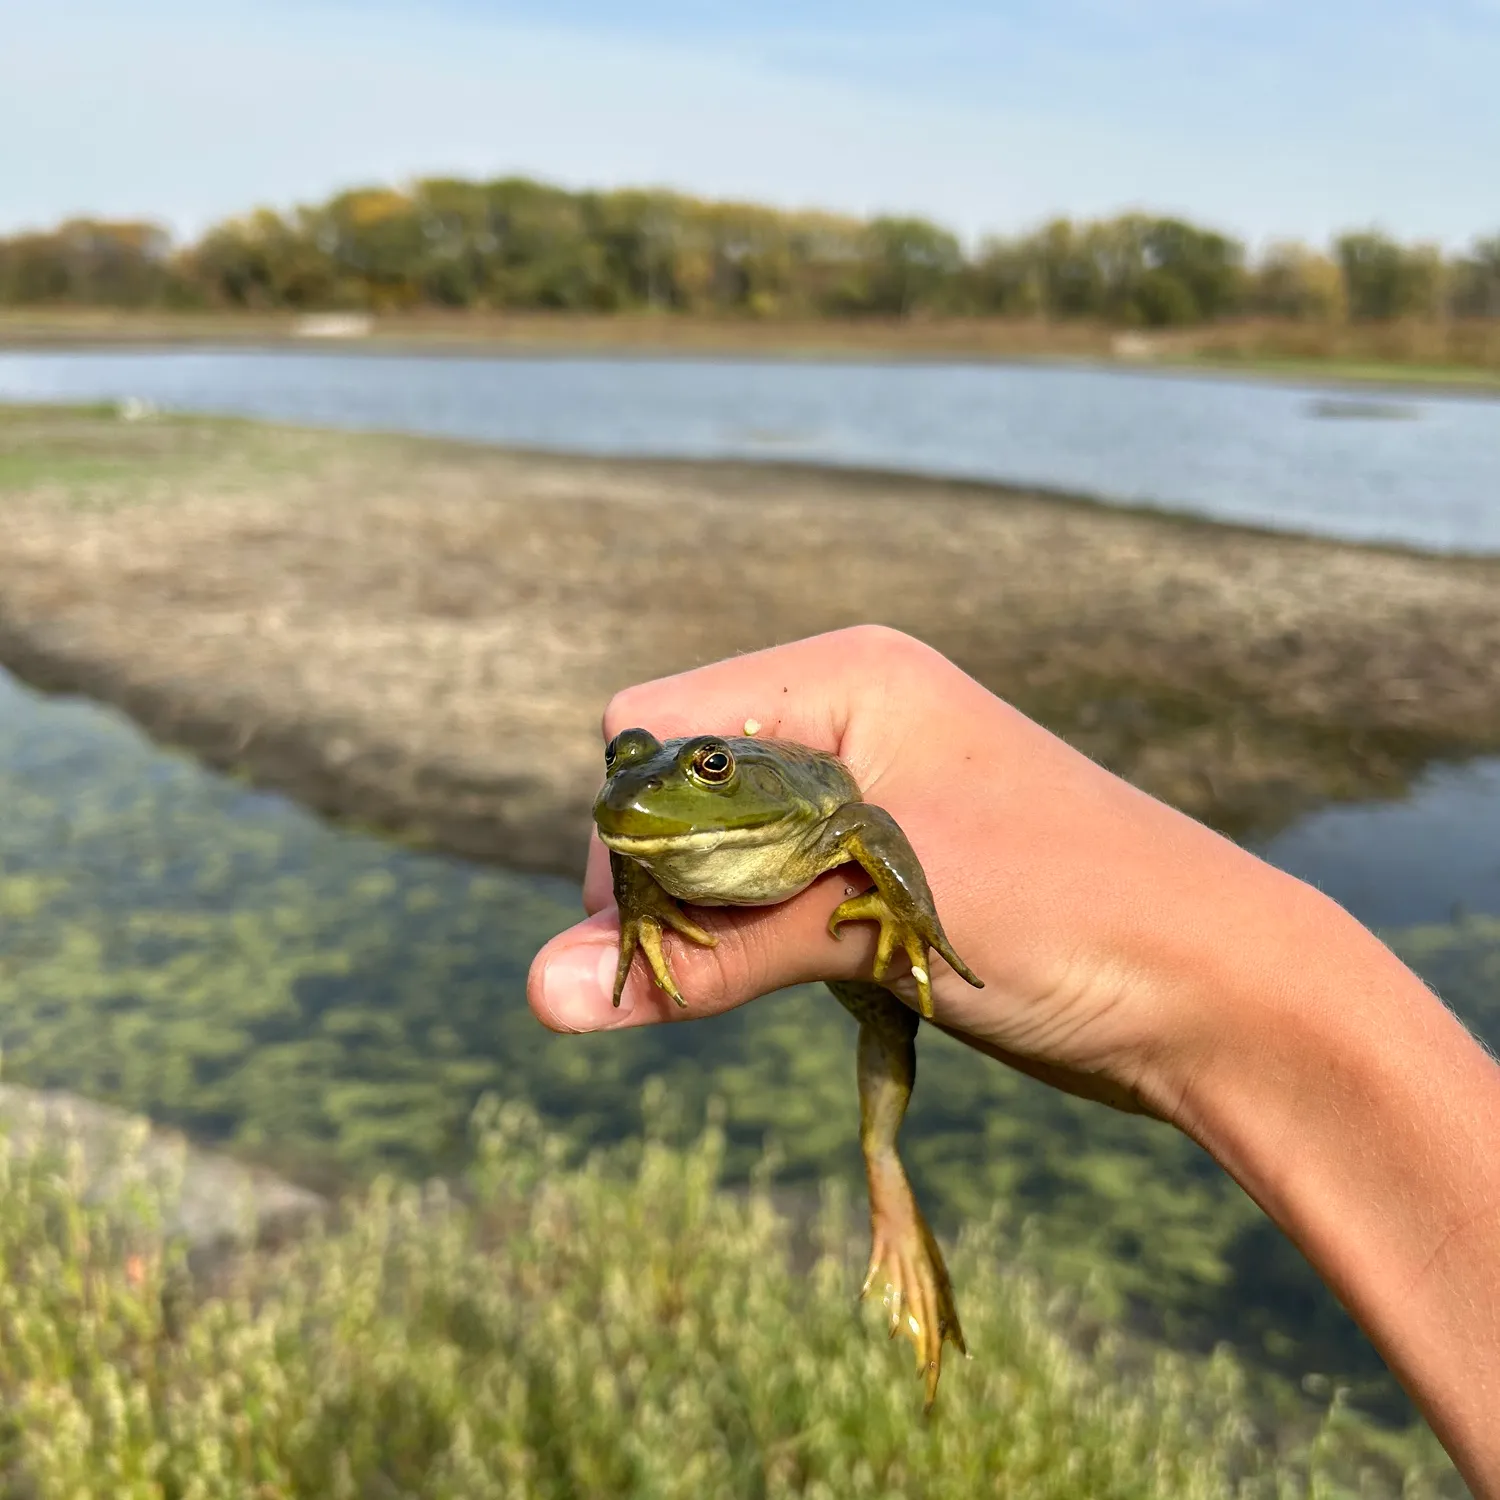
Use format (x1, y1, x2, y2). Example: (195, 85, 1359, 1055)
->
(2, 668, 1497, 1430)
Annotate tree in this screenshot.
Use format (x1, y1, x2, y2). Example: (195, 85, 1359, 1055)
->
(0, 175, 1491, 335)
(1028, 218, 1105, 318)
(852, 217, 964, 316)
(188, 209, 336, 309)
(1448, 234, 1500, 319)
(1137, 218, 1245, 323)
(1250, 241, 1345, 321)
(969, 235, 1045, 316)
(301, 189, 427, 309)
(1335, 230, 1444, 321)
(0, 220, 177, 306)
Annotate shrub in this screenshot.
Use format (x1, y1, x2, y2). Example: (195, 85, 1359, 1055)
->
(0, 1096, 1458, 1499)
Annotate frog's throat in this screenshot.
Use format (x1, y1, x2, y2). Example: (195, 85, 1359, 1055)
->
(598, 817, 806, 862)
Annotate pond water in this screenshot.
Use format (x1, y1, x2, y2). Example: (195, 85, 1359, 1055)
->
(1, 347, 1498, 552)
(2, 662, 1497, 1413)
(1, 657, 1495, 1179)
(1254, 758, 1500, 928)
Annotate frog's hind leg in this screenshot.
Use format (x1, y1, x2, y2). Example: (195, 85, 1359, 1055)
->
(828, 978, 966, 1410)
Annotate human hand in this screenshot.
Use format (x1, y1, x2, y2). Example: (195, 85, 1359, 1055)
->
(527, 624, 1330, 1123)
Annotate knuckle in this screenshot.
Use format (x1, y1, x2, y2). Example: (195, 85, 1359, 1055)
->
(835, 624, 948, 690)
(601, 685, 652, 739)
(834, 622, 924, 659)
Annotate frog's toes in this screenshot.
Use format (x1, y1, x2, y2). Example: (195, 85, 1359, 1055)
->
(829, 890, 897, 968)
(614, 908, 717, 1010)
(860, 1212, 967, 1411)
(829, 890, 939, 1017)
(660, 905, 718, 951)
(636, 917, 687, 1007)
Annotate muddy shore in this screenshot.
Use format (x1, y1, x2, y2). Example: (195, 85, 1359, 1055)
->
(3, 404, 1499, 879)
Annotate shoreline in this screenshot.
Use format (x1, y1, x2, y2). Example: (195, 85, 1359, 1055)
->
(3, 310, 1499, 402)
(4, 406, 1500, 881)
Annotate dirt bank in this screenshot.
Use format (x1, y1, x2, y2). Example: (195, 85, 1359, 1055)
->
(3, 404, 1499, 878)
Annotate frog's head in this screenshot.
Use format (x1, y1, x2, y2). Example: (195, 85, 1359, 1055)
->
(592, 728, 818, 851)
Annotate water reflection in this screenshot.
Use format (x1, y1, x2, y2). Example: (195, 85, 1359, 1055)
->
(1256, 758, 1500, 928)
(1304, 397, 1421, 422)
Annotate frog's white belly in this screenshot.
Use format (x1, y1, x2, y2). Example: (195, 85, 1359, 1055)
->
(602, 822, 823, 906)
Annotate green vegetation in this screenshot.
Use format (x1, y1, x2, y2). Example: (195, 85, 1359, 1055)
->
(0, 1097, 1458, 1498)
(3, 178, 1498, 336)
(0, 400, 340, 506)
(1, 407, 1493, 1483)
(1183, 352, 1500, 390)
(0, 665, 1494, 1476)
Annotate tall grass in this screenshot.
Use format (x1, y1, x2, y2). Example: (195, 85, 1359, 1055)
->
(0, 1090, 1462, 1498)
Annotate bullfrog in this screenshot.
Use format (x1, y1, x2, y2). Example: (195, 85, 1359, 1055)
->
(592, 726, 984, 1408)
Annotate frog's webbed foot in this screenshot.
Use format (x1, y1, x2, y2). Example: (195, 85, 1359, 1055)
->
(862, 1180, 967, 1411)
(821, 803, 982, 1019)
(609, 851, 716, 1008)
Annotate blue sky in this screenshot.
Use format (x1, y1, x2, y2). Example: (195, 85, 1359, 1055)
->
(6, 0, 1497, 249)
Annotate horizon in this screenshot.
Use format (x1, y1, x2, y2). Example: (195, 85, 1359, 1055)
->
(6, 0, 1499, 252)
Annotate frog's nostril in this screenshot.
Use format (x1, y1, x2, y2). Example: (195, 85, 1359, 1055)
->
(646, 778, 663, 792)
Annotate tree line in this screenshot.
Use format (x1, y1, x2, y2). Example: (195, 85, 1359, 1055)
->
(3, 177, 1498, 326)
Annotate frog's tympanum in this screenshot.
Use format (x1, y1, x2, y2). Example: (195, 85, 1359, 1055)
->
(592, 728, 984, 1408)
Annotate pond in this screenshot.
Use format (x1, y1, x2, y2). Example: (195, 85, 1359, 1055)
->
(1, 350, 1497, 1420)
(0, 347, 1498, 552)
(1254, 757, 1500, 928)
(2, 662, 1497, 1417)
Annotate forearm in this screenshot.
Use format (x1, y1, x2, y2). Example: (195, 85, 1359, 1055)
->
(544, 628, 1500, 1482)
(1171, 879, 1500, 1491)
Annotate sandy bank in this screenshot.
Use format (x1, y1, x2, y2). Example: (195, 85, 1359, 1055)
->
(2, 405, 1499, 878)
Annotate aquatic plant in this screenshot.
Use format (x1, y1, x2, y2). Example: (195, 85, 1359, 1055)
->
(0, 1097, 1461, 1498)
(2, 667, 1497, 1451)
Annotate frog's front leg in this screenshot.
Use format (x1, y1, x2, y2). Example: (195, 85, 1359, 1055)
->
(816, 803, 982, 1018)
(829, 978, 966, 1410)
(609, 851, 717, 1008)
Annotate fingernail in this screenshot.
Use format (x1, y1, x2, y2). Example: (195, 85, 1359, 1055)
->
(542, 942, 628, 1031)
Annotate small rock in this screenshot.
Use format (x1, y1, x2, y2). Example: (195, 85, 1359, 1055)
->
(0, 1085, 326, 1257)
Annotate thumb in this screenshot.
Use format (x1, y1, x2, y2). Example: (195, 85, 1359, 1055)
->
(527, 870, 882, 1033)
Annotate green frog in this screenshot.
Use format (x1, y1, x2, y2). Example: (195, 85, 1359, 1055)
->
(592, 726, 984, 1408)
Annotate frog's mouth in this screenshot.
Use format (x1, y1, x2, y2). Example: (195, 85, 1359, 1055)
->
(598, 820, 798, 860)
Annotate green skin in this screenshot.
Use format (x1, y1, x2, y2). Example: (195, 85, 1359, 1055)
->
(592, 728, 984, 1408)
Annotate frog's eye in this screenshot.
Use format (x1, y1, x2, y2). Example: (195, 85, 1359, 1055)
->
(691, 744, 735, 785)
(608, 728, 663, 767)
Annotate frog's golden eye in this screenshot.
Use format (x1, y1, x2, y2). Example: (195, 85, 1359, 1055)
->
(604, 736, 619, 770)
(691, 744, 735, 785)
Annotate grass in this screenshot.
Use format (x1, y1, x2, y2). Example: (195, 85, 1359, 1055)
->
(1183, 351, 1500, 392)
(0, 1093, 1464, 1498)
(0, 402, 338, 519)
